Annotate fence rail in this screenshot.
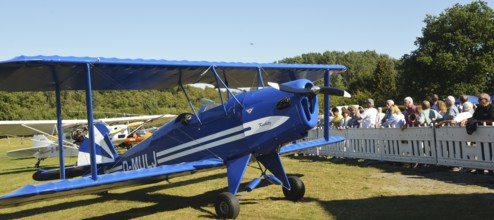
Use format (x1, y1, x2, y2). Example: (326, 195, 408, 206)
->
(304, 125, 494, 170)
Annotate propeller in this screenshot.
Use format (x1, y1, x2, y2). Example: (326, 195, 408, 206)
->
(267, 82, 351, 97)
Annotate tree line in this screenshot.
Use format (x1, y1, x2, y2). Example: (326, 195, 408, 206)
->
(0, 1, 492, 120)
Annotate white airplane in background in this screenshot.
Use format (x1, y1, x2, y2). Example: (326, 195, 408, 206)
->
(1, 114, 176, 167)
(6, 134, 79, 168)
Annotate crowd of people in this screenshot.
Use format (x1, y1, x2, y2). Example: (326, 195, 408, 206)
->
(328, 93, 494, 132)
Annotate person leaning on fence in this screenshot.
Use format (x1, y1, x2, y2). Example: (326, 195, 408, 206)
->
(466, 93, 494, 126)
(444, 96, 459, 120)
(436, 100, 447, 117)
(381, 100, 394, 124)
(436, 102, 474, 128)
(346, 105, 361, 128)
(339, 108, 351, 129)
(360, 98, 378, 128)
(381, 105, 405, 128)
(403, 97, 417, 127)
(416, 100, 442, 126)
(330, 107, 343, 127)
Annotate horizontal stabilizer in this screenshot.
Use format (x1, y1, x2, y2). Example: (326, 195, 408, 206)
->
(0, 159, 224, 208)
(279, 136, 345, 155)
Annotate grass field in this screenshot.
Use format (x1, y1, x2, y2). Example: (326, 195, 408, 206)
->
(1, 137, 494, 219)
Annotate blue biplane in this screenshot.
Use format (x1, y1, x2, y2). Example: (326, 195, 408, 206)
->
(0, 56, 349, 218)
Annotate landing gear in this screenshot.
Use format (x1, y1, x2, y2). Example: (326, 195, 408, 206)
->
(282, 176, 305, 201)
(215, 192, 240, 219)
(34, 158, 44, 168)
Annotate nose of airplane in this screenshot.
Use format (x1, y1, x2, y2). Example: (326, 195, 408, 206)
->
(280, 79, 319, 130)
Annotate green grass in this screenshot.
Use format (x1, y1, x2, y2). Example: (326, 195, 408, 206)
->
(1, 138, 494, 219)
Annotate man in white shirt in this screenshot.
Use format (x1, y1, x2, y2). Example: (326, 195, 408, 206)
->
(360, 99, 378, 128)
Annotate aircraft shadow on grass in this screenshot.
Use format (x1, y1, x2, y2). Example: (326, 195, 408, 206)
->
(1, 171, 287, 219)
(289, 154, 494, 190)
(0, 167, 40, 176)
(315, 193, 494, 219)
(3, 157, 494, 220)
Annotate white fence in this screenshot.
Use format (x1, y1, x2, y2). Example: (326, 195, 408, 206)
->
(305, 125, 494, 170)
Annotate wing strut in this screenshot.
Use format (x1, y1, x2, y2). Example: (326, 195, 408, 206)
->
(178, 71, 202, 125)
(50, 66, 66, 179)
(324, 69, 330, 141)
(211, 67, 244, 110)
(85, 64, 98, 180)
(256, 67, 265, 89)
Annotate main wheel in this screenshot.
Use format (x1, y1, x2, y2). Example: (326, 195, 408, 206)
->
(282, 176, 305, 201)
(215, 192, 240, 219)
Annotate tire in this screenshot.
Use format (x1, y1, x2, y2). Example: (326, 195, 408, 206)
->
(282, 176, 305, 201)
(215, 192, 240, 219)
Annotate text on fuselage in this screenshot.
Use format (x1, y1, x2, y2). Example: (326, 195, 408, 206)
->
(122, 151, 157, 171)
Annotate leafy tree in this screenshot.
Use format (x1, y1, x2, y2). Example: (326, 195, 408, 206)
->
(400, 0, 494, 99)
(370, 56, 397, 106)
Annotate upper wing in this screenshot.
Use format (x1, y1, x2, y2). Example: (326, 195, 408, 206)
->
(0, 120, 58, 136)
(279, 136, 345, 155)
(0, 55, 346, 91)
(0, 158, 224, 208)
(0, 116, 175, 136)
(0, 119, 89, 136)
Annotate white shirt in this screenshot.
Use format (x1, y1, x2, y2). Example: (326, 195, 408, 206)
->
(453, 112, 472, 122)
(360, 107, 378, 128)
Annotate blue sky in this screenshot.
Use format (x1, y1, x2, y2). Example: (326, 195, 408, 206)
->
(0, 0, 489, 63)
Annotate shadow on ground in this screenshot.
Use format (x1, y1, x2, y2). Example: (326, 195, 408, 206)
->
(314, 193, 494, 220)
(0, 171, 281, 219)
(289, 154, 494, 190)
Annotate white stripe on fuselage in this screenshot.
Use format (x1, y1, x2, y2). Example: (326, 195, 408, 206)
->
(155, 125, 245, 157)
(111, 116, 289, 172)
(157, 116, 289, 163)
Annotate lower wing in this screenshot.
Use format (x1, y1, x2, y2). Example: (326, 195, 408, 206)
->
(0, 158, 224, 208)
(279, 136, 345, 155)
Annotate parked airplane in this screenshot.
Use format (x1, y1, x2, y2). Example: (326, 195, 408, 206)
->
(2, 114, 175, 167)
(6, 134, 79, 168)
(0, 56, 348, 218)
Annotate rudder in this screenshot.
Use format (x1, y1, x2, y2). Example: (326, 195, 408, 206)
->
(77, 122, 118, 166)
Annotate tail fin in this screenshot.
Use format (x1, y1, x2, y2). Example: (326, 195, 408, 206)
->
(32, 134, 51, 148)
(77, 122, 118, 166)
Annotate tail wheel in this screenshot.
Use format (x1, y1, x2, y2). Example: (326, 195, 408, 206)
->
(282, 176, 305, 201)
(215, 192, 240, 219)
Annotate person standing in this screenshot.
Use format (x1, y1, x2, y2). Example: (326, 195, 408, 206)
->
(467, 93, 494, 125)
(443, 96, 459, 120)
(430, 94, 439, 111)
(403, 97, 417, 127)
(417, 100, 442, 126)
(360, 99, 378, 128)
(381, 105, 406, 128)
(381, 100, 394, 125)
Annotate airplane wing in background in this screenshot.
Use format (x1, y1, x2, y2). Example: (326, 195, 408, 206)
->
(0, 115, 175, 137)
(0, 120, 85, 136)
(6, 145, 79, 158)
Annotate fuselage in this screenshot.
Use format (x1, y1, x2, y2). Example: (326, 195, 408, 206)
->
(108, 79, 319, 173)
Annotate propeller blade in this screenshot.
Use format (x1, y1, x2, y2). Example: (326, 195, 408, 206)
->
(319, 87, 352, 97)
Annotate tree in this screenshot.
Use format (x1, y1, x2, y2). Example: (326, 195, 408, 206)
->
(400, 1, 494, 99)
(370, 56, 397, 106)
